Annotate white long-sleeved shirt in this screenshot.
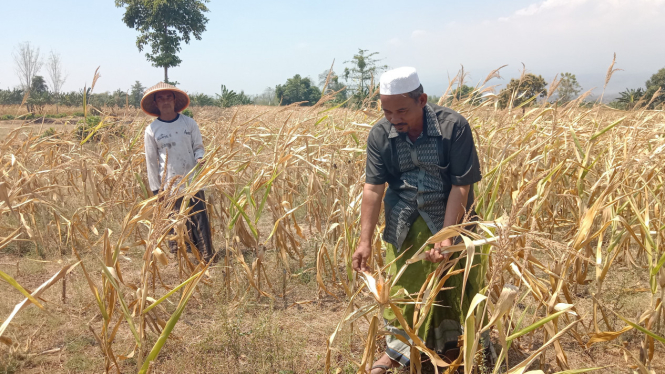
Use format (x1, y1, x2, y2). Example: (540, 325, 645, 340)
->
(144, 114, 205, 192)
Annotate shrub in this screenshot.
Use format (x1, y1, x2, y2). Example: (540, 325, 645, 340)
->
(75, 116, 126, 141)
(76, 116, 102, 141)
(45, 113, 69, 119)
(41, 127, 57, 138)
(72, 111, 85, 117)
(182, 108, 193, 118)
(0, 114, 15, 120)
(16, 113, 36, 120)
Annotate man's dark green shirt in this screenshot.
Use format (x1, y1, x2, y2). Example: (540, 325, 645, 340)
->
(365, 104, 482, 249)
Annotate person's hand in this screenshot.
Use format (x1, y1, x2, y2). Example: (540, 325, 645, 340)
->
(352, 242, 372, 272)
(424, 237, 454, 263)
(196, 157, 206, 165)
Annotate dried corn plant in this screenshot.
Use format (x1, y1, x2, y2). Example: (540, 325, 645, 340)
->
(1, 66, 665, 373)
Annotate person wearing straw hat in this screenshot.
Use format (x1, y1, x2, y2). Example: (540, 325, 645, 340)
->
(352, 67, 488, 372)
(141, 82, 215, 263)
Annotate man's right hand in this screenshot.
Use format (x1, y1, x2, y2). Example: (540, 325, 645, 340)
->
(355, 183, 385, 273)
(352, 242, 372, 272)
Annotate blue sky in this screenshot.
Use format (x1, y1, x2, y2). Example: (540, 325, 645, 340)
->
(1, 0, 664, 99)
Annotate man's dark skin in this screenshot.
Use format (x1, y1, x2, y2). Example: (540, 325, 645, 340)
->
(352, 91, 471, 373)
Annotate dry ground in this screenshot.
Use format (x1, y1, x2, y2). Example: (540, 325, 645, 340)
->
(2, 229, 663, 373)
(0, 250, 356, 374)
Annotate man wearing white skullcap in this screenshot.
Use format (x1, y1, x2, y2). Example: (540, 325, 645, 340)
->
(352, 67, 487, 372)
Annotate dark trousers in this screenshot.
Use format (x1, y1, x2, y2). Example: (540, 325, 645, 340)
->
(168, 190, 214, 261)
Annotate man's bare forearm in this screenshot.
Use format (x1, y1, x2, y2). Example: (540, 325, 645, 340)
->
(442, 184, 471, 229)
(359, 183, 386, 246)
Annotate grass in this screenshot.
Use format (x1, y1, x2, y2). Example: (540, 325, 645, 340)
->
(1, 75, 665, 373)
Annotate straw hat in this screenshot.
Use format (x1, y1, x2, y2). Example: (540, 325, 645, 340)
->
(140, 82, 190, 117)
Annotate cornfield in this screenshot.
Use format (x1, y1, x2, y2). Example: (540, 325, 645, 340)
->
(1, 69, 665, 374)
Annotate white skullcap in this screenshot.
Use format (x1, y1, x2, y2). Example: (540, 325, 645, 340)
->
(379, 67, 421, 95)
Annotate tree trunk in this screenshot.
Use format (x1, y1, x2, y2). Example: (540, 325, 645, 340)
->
(164, 66, 168, 83)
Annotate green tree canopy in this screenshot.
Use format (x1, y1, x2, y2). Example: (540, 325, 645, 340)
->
(498, 74, 548, 109)
(27, 75, 50, 113)
(275, 75, 321, 106)
(190, 92, 216, 106)
(611, 88, 645, 110)
(216, 85, 252, 107)
(116, 0, 210, 83)
(130, 81, 145, 108)
(30, 75, 49, 94)
(318, 70, 347, 104)
(556, 72, 582, 103)
(343, 49, 387, 106)
(645, 67, 665, 108)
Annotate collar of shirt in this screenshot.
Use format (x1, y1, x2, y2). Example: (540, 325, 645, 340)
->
(387, 104, 442, 140)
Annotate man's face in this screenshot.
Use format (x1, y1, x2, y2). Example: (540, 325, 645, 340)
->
(154, 91, 175, 113)
(380, 93, 427, 134)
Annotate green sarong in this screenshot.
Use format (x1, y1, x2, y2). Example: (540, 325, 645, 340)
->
(383, 216, 484, 366)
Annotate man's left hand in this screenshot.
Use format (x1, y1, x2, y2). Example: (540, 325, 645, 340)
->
(425, 238, 454, 263)
(196, 157, 206, 165)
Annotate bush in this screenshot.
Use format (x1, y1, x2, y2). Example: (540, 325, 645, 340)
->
(16, 113, 36, 120)
(41, 127, 57, 138)
(0, 114, 15, 120)
(45, 113, 69, 119)
(72, 112, 85, 117)
(75, 116, 126, 141)
(76, 116, 102, 141)
(182, 108, 193, 118)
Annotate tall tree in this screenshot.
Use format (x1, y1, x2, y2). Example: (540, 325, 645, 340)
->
(13, 42, 43, 95)
(46, 51, 67, 113)
(556, 72, 582, 103)
(26, 76, 50, 113)
(498, 74, 548, 109)
(30, 76, 49, 94)
(645, 67, 665, 108)
(216, 85, 252, 107)
(130, 81, 145, 107)
(343, 49, 387, 105)
(275, 75, 321, 106)
(615, 88, 645, 110)
(115, 0, 210, 83)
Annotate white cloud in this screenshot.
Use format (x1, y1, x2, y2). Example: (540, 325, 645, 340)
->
(383, 0, 665, 97)
(387, 37, 402, 46)
(498, 0, 589, 21)
(411, 30, 427, 38)
(501, 0, 665, 22)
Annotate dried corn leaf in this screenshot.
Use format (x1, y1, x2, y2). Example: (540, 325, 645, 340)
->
(0, 262, 80, 340)
(585, 325, 633, 348)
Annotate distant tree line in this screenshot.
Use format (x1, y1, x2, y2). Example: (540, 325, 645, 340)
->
(3, 43, 388, 111)
(442, 67, 665, 111)
(0, 79, 149, 113)
(609, 68, 665, 110)
(8, 40, 663, 113)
